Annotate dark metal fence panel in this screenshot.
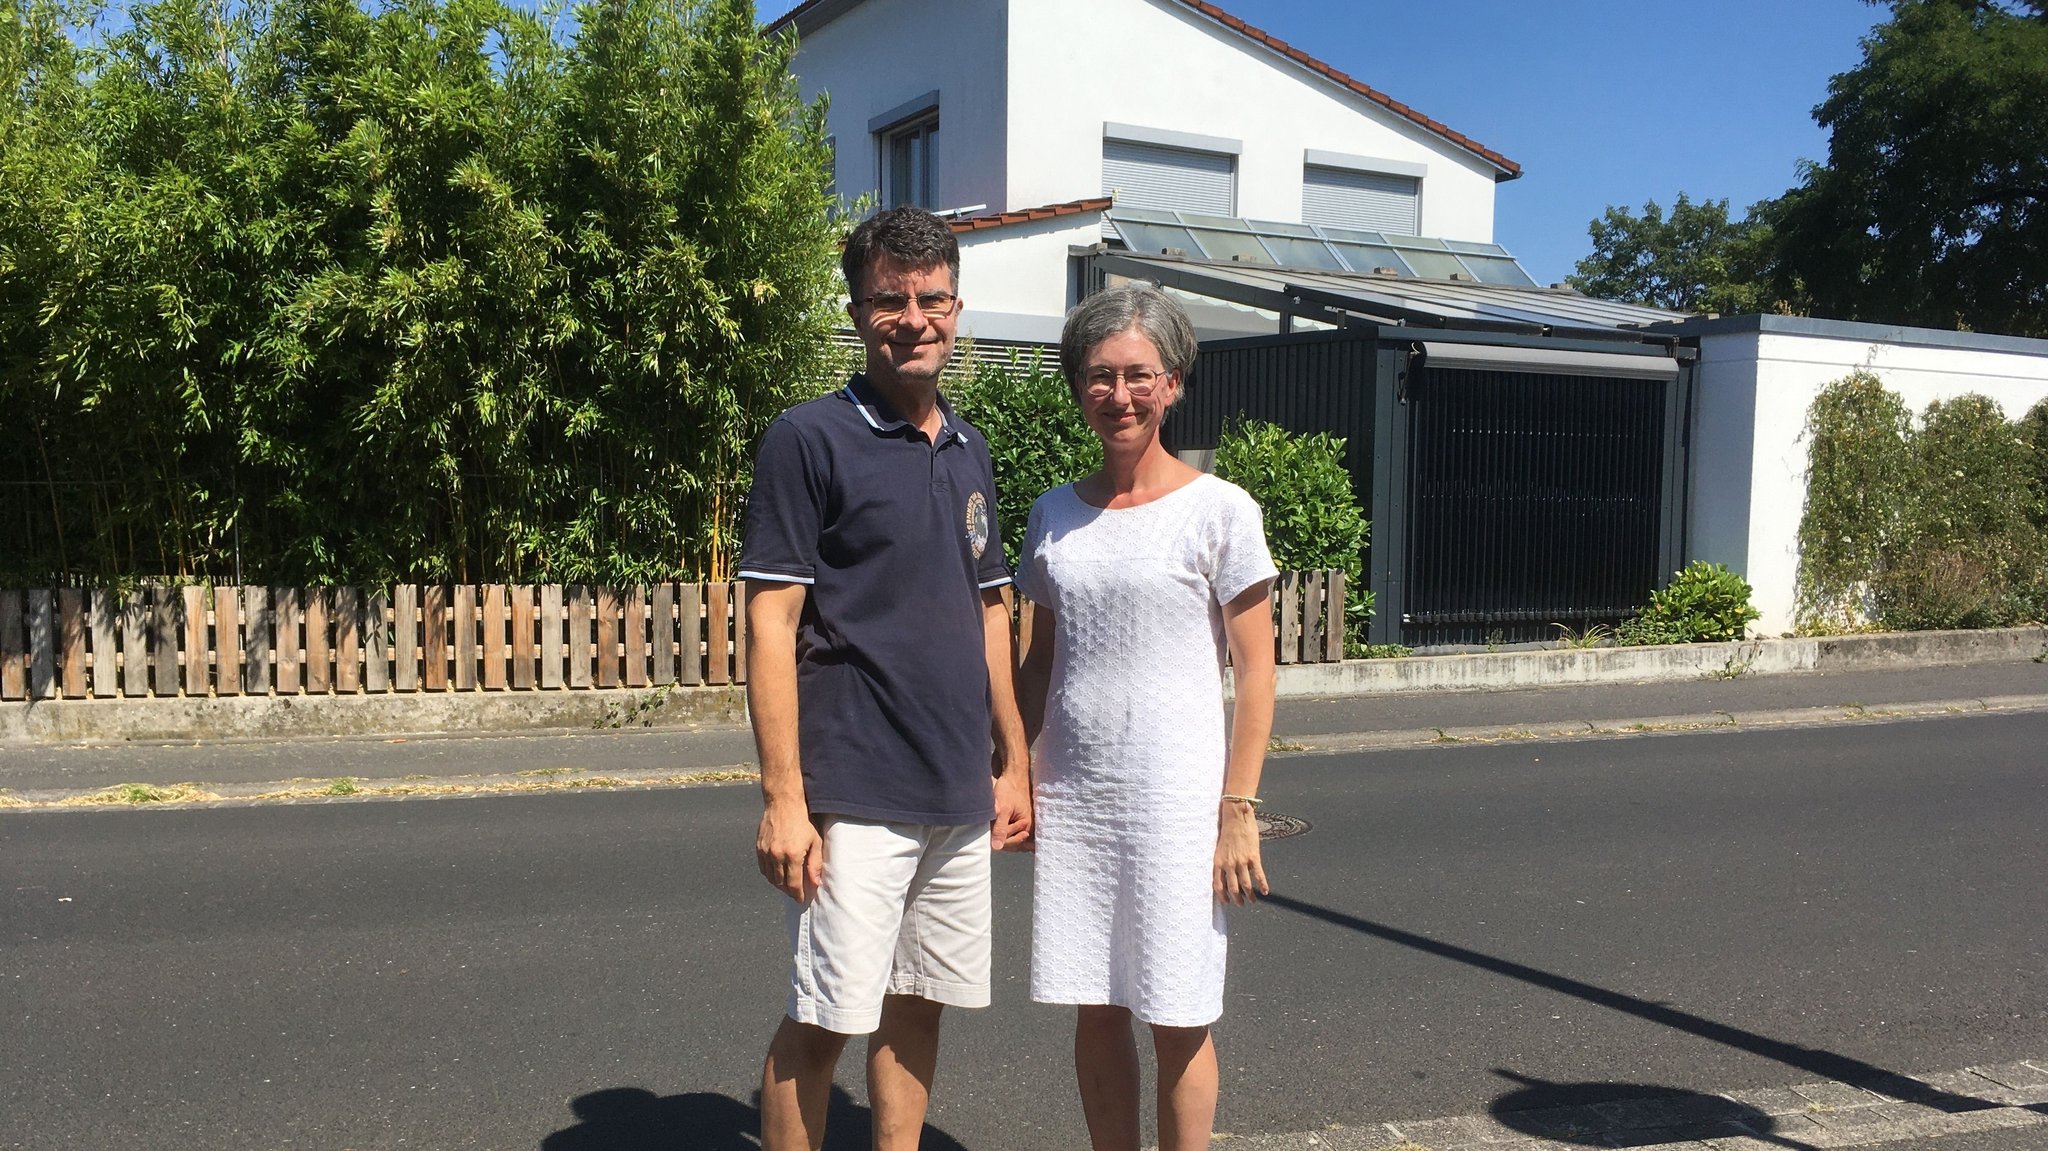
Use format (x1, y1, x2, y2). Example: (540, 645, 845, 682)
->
(1173, 329, 1380, 506)
(1403, 364, 1667, 647)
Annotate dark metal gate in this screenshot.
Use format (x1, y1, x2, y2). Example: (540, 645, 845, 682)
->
(1401, 362, 1669, 647)
(1174, 327, 1690, 650)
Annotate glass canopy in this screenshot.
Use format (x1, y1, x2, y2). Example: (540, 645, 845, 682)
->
(1106, 208, 1537, 288)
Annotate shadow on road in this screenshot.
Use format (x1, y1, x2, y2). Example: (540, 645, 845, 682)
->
(538, 1083, 970, 1151)
(1485, 1071, 1808, 1148)
(1263, 893, 2002, 1118)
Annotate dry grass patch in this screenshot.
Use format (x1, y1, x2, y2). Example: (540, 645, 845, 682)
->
(64, 783, 220, 806)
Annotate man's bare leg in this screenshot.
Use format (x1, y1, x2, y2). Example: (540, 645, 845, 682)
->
(1074, 1004, 1142, 1151)
(868, 994, 944, 1151)
(762, 1017, 850, 1151)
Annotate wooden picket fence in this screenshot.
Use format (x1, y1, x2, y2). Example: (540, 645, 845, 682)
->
(0, 572, 1343, 702)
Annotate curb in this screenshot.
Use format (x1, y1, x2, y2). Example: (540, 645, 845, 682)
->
(0, 684, 747, 746)
(1269, 693, 2048, 756)
(1266, 625, 2048, 699)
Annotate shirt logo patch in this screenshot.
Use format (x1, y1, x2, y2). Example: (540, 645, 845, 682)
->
(965, 491, 990, 560)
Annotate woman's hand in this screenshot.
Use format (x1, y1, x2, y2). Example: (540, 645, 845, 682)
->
(1213, 798, 1269, 906)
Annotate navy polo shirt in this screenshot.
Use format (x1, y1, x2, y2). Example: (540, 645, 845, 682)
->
(737, 374, 1010, 825)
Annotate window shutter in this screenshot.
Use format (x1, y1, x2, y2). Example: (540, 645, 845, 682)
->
(1303, 165, 1420, 234)
(1102, 140, 1235, 239)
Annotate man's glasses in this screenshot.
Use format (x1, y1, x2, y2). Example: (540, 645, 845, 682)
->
(860, 291, 960, 319)
(1081, 367, 1168, 399)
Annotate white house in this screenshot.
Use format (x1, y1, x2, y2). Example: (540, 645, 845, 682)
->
(768, 0, 1521, 342)
(769, 0, 2048, 646)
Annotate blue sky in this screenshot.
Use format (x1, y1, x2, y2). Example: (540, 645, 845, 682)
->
(756, 0, 1887, 286)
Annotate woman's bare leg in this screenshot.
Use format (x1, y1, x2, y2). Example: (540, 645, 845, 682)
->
(1073, 1005, 1141, 1150)
(1151, 1024, 1218, 1151)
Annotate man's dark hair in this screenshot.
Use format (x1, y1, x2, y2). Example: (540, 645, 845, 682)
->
(842, 206, 961, 298)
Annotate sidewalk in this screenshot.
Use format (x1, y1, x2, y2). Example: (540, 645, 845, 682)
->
(3, 657, 2042, 807)
(1220, 1056, 2048, 1150)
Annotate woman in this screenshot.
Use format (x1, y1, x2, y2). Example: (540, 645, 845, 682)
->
(1014, 285, 1279, 1151)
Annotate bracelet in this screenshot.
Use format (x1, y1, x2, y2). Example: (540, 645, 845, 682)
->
(1221, 793, 1264, 807)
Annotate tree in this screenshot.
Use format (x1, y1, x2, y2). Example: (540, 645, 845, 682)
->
(0, 0, 843, 586)
(1769, 0, 2048, 337)
(1567, 193, 1775, 315)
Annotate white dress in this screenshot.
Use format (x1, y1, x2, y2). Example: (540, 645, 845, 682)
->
(1015, 474, 1278, 1026)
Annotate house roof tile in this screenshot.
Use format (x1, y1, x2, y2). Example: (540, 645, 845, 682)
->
(948, 197, 1114, 233)
(768, 0, 1520, 179)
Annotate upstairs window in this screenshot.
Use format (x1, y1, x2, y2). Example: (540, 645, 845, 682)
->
(886, 115, 939, 209)
(870, 92, 943, 210)
(1102, 125, 1242, 243)
(1103, 139, 1236, 217)
(1302, 151, 1424, 235)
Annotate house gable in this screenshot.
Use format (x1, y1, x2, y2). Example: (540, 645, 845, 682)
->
(774, 0, 1531, 227)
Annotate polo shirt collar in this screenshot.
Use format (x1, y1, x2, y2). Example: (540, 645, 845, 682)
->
(844, 374, 967, 445)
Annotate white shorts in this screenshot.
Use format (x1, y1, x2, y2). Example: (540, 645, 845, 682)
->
(786, 816, 992, 1034)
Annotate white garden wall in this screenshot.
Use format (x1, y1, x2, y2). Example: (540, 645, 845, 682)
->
(1679, 316, 2048, 636)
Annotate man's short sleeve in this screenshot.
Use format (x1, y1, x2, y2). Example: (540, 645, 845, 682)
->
(972, 439, 1013, 590)
(737, 417, 822, 585)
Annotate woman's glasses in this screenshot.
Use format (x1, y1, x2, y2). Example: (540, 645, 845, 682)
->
(1081, 367, 1168, 399)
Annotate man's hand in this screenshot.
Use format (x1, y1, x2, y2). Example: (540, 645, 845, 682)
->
(757, 801, 823, 902)
(992, 765, 1034, 851)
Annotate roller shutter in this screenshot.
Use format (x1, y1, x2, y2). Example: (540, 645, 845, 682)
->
(1303, 165, 1420, 234)
(1103, 140, 1235, 218)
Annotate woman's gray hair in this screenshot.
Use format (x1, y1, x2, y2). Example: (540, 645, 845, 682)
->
(1059, 285, 1198, 386)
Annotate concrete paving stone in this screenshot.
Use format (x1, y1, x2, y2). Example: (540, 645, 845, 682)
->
(1718, 1087, 1817, 1117)
(1385, 1114, 1530, 1146)
(1487, 1105, 1610, 1140)
(1738, 1113, 1836, 1147)
(1701, 1136, 1794, 1151)
(1605, 1119, 1757, 1147)
(1214, 1124, 1409, 1150)
(1872, 1103, 2045, 1141)
(1805, 1104, 1906, 1132)
(1590, 1096, 1759, 1131)
(1907, 1069, 2018, 1108)
(1788, 1081, 1888, 1110)
(1974, 1061, 2048, 1090)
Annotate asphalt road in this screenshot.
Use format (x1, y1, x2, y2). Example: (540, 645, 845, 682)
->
(4, 711, 2045, 1150)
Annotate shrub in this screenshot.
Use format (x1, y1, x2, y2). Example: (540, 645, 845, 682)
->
(1900, 394, 2042, 626)
(1212, 417, 1374, 653)
(1617, 561, 1759, 645)
(1795, 371, 1914, 630)
(943, 347, 1100, 568)
(1797, 376, 2048, 632)
(1870, 545, 1998, 631)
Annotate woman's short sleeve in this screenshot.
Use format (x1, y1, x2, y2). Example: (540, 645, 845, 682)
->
(1205, 481, 1280, 605)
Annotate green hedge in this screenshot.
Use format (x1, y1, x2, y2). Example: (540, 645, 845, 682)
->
(1, 0, 842, 586)
(1797, 372, 2048, 631)
(1212, 417, 1374, 652)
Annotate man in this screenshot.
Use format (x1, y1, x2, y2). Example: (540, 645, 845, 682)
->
(736, 205, 1033, 1151)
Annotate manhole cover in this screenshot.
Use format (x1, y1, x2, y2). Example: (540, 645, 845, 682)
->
(1257, 811, 1311, 840)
